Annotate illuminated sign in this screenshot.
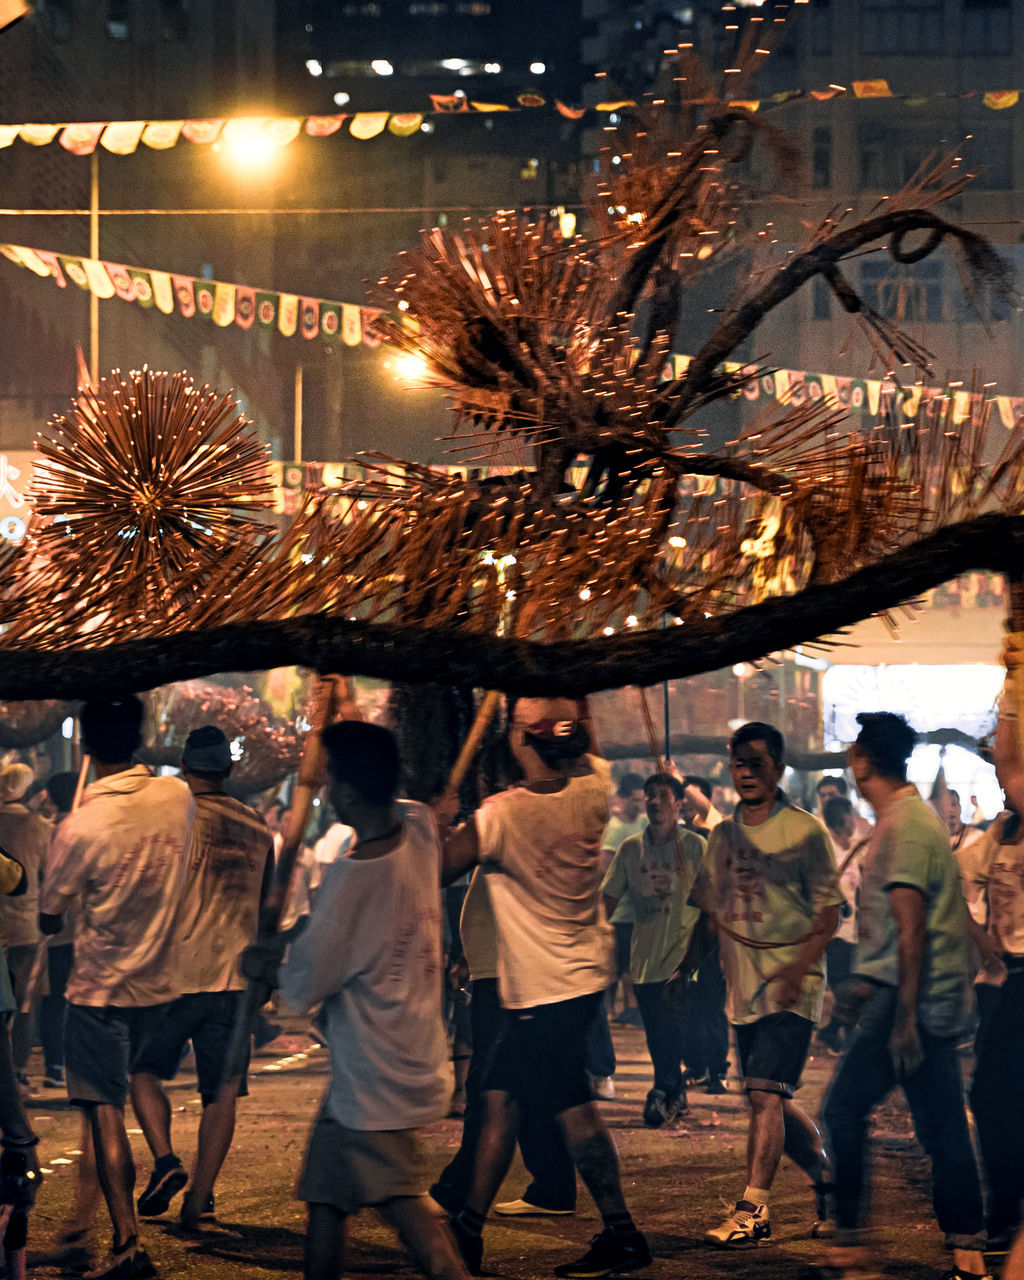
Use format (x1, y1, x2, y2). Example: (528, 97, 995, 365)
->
(0, 452, 32, 542)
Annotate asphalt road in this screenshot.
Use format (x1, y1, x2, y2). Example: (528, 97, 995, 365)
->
(13, 1019, 982, 1279)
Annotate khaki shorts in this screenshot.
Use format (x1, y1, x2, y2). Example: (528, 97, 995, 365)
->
(297, 1111, 427, 1213)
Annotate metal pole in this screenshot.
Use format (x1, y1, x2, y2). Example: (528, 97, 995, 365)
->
(293, 363, 303, 462)
(89, 151, 99, 385)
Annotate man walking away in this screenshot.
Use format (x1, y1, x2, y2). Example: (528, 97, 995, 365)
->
(256, 721, 467, 1280)
(132, 725, 273, 1230)
(39, 696, 195, 1280)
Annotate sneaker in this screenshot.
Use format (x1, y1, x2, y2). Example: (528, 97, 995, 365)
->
(552, 1227, 651, 1277)
(495, 1198, 574, 1216)
(705, 1200, 772, 1249)
(664, 1090, 689, 1123)
(704, 1075, 727, 1095)
(449, 1217, 483, 1276)
(137, 1159, 188, 1217)
(683, 1069, 707, 1086)
(642, 1089, 669, 1128)
(591, 1075, 616, 1101)
(43, 1067, 64, 1088)
(200, 1192, 216, 1222)
(83, 1239, 157, 1279)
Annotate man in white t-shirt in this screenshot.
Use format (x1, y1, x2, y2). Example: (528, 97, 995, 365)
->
(248, 721, 467, 1280)
(39, 696, 195, 1280)
(441, 697, 650, 1280)
(691, 721, 841, 1250)
(601, 773, 646, 1031)
(132, 725, 274, 1231)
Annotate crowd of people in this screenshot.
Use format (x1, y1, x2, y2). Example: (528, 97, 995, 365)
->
(0, 679, 1017, 1280)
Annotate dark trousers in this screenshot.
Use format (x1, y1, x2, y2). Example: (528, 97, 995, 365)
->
(681, 941, 729, 1078)
(819, 937, 855, 1048)
(39, 943, 73, 1076)
(585, 999, 615, 1080)
(822, 984, 984, 1248)
(970, 967, 1024, 1238)
(634, 979, 687, 1101)
(435, 977, 576, 1212)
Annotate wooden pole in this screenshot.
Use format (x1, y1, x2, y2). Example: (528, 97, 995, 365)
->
(437, 689, 502, 815)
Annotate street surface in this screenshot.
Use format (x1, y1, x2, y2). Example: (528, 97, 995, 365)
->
(16, 1020, 976, 1279)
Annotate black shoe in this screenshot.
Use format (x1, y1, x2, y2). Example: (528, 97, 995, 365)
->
(642, 1088, 668, 1128)
(449, 1216, 483, 1276)
(704, 1076, 727, 1095)
(137, 1160, 188, 1217)
(553, 1228, 652, 1277)
(83, 1239, 157, 1279)
(683, 1069, 707, 1086)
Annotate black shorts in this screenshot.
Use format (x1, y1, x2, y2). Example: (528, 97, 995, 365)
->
(483, 990, 601, 1114)
(65, 1003, 167, 1109)
(734, 1012, 814, 1097)
(132, 991, 249, 1103)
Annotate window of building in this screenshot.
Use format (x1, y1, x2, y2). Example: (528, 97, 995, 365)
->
(106, 0, 130, 39)
(159, 0, 188, 40)
(962, 0, 1011, 54)
(861, 258, 943, 324)
(812, 127, 831, 189)
(967, 128, 1013, 189)
(812, 277, 831, 321)
(857, 122, 951, 190)
(810, 0, 832, 55)
(860, 0, 944, 55)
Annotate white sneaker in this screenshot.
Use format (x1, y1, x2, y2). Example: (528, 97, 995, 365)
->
(705, 1200, 771, 1249)
(494, 1199, 573, 1216)
(590, 1075, 616, 1100)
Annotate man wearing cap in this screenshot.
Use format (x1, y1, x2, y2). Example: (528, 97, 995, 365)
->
(131, 725, 273, 1233)
(441, 697, 650, 1280)
(39, 696, 195, 1280)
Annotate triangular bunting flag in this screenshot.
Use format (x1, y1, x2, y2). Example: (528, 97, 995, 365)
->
(128, 268, 154, 306)
(555, 100, 587, 119)
(255, 292, 278, 328)
(0, 126, 19, 148)
(852, 80, 892, 98)
(984, 91, 1019, 110)
(319, 302, 341, 339)
(59, 257, 90, 290)
(141, 121, 184, 149)
(361, 307, 382, 347)
(59, 123, 104, 155)
(181, 118, 225, 145)
(19, 124, 60, 146)
(304, 115, 346, 136)
(279, 293, 299, 337)
(388, 114, 423, 136)
(33, 249, 66, 286)
(194, 280, 216, 317)
(151, 270, 174, 314)
(101, 121, 145, 154)
(105, 262, 137, 301)
(341, 303, 362, 346)
(300, 297, 320, 339)
(235, 286, 256, 329)
(213, 281, 236, 326)
(83, 258, 116, 298)
(172, 274, 196, 316)
(350, 113, 389, 139)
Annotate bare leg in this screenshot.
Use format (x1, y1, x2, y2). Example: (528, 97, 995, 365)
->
(305, 1202, 346, 1280)
(560, 1100, 628, 1218)
(747, 1090, 785, 1190)
(181, 1077, 241, 1225)
(781, 1098, 831, 1181)
(129, 1072, 173, 1162)
(381, 1196, 469, 1279)
(464, 1091, 519, 1216)
(62, 1115, 101, 1239)
(1004, 1226, 1024, 1280)
(87, 1103, 139, 1248)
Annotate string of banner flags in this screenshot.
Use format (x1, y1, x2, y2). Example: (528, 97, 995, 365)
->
(0, 80, 1021, 156)
(1, 239, 1022, 429)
